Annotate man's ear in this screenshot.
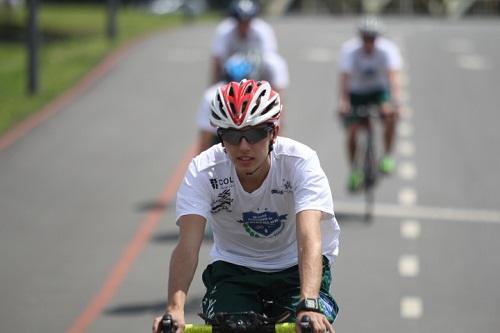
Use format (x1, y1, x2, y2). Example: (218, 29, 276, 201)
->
(272, 125, 280, 141)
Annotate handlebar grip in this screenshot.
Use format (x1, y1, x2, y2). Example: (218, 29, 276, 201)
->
(160, 314, 177, 333)
(299, 315, 312, 333)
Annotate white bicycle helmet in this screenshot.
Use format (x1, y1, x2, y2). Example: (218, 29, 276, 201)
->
(210, 79, 281, 129)
(358, 16, 384, 37)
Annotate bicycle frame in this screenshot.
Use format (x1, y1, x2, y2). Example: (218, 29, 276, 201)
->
(351, 104, 381, 220)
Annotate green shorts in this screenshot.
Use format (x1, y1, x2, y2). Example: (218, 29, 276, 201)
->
(344, 90, 390, 126)
(201, 256, 339, 323)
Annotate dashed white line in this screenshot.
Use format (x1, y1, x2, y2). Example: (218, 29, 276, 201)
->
(398, 140, 415, 157)
(399, 188, 418, 206)
(400, 220, 421, 239)
(398, 161, 417, 180)
(400, 90, 411, 104)
(400, 297, 423, 319)
(402, 107, 414, 120)
(457, 54, 488, 70)
(398, 122, 413, 138)
(304, 48, 335, 63)
(445, 38, 474, 53)
(400, 73, 410, 87)
(399, 255, 420, 277)
(335, 201, 500, 224)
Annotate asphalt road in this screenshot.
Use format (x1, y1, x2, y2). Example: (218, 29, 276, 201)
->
(0, 16, 499, 333)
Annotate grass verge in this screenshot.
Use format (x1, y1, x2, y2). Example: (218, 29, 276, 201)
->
(0, 4, 214, 136)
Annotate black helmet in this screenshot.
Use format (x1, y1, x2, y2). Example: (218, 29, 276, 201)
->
(229, 0, 259, 21)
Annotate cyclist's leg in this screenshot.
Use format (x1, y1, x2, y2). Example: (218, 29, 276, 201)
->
(262, 256, 339, 323)
(376, 90, 397, 173)
(345, 93, 370, 191)
(201, 261, 266, 320)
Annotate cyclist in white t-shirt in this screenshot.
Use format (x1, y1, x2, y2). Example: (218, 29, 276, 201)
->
(210, 0, 278, 84)
(153, 80, 340, 333)
(197, 51, 289, 153)
(337, 16, 403, 192)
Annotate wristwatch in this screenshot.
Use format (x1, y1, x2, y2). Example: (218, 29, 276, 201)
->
(296, 297, 322, 314)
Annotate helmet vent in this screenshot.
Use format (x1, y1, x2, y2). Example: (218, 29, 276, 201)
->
(211, 111, 221, 121)
(228, 86, 235, 97)
(242, 101, 248, 114)
(245, 84, 253, 94)
(261, 99, 277, 115)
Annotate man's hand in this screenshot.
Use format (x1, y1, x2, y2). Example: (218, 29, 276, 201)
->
(296, 311, 335, 333)
(337, 98, 351, 117)
(152, 311, 185, 333)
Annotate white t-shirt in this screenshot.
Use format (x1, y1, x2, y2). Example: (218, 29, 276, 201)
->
(176, 137, 340, 272)
(211, 17, 278, 62)
(339, 37, 402, 93)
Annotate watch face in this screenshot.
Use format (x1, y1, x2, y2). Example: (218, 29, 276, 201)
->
(305, 298, 317, 308)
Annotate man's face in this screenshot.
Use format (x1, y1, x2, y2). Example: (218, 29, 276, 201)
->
(361, 34, 376, 54)
(219, 125, 276, 175)
(237, 19, 251, 38)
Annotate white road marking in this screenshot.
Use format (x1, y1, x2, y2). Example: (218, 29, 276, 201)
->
(400, 297, 423, 318)
(398, 140, 415, 157)
(400, 73, 410, 87)
(304, 48, 335, 63)
(445, 38, 474, 53)
(398, 122, 413, 138)
(399, 255, 420, 277)
(401, 107, 414, 120)
(400, 220, 421, 239)
(335, 201, 500, 224)
(457, 54, 488, 70)
(399, 188, 418, 206)
(400, 90, 411, 104)
(398, 161, 417, 180)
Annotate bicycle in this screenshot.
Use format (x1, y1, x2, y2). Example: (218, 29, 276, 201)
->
(160, 311, 313, 333)
(347, 103, 382, 221)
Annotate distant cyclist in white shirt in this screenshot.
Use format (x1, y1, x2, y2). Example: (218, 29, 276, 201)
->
(153, 80, 340, 333)
(337, 16, 403, 192)
(197, 51, 289, 153)
(210, 0, 278, 83)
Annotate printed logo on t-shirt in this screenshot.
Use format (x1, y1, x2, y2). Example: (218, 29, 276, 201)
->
(211, 188, 233, 213)
(238, 211, 287, 238)
(209, 177, 234, 190)
(271, 179, 293, 195)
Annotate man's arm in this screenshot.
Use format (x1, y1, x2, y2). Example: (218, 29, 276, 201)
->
(388, 69, 402, 112)
(296, 210, 335, 333)
(211, 56, 222, 84)
(153, 214, 206, 333)
(296, 210, 323, 299)
(337, 72, 351, 115)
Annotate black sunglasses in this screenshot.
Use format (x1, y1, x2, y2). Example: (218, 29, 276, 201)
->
(217, 126, 274, 145)
(361, 35, 376, 42)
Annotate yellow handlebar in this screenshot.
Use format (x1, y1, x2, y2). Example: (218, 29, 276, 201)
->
(182, 322, 297, 333)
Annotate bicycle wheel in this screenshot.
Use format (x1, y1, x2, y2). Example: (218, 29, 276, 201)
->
(363, 124, 377, 221)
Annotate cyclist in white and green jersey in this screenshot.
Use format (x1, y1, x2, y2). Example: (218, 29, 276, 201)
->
(337, 16, 403, 192)
(153, 80, 340, 333)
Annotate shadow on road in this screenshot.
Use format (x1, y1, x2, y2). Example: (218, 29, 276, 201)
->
(151, 231, 214, 244)
(104, 296, 203, 316)
(336, 212, 374, 225)
(136, 200, 173, 212)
